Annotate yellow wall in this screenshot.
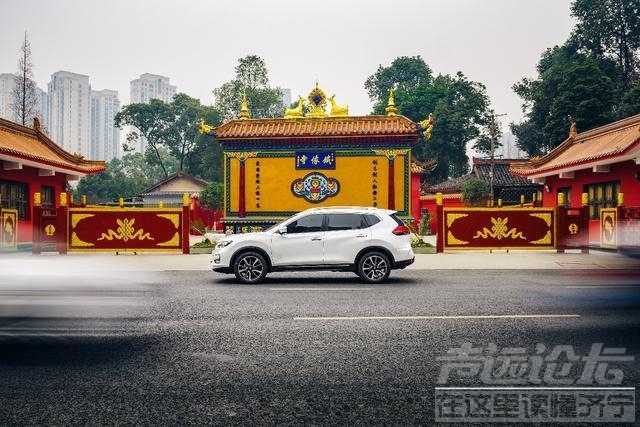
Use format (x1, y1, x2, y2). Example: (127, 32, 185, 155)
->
(227, 151, 408, 214)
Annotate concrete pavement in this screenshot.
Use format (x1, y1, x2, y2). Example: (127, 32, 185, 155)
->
(2, 248, 638, 272)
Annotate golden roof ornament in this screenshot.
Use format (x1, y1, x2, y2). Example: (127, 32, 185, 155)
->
(239, 93, 250, 120)
(199, 118, 214, 135)
(569, 121, 577, 138)
(385, 88, 398, 116)
(284, 96, 304, 119)
(306, 81, 328, 118)
(419, 113, 434, 139)
(328, 94, 348, 117)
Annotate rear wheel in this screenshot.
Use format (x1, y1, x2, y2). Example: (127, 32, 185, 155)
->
(233, 252, 268, 284)
(357, 251, 390, 283)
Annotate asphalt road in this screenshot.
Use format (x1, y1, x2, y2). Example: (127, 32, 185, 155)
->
(1, 268, 639, 425)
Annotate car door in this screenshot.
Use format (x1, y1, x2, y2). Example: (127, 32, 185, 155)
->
(270, 213, 325, 266)
(323, 213, 371, 264)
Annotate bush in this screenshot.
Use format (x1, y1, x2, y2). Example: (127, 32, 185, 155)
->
(461, 178, 490, 206)
(418, 211, 432, 235)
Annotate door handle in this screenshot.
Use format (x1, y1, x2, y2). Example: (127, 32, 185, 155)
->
(311, 237, 322, 241)
(356, 234, 367, 238)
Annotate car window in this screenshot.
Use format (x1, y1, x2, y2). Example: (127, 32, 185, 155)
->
(390, 214, 404, 226)
(363, 214, 381, 227)
(327, 213, 365, 231)
(287, 214, 324, 233)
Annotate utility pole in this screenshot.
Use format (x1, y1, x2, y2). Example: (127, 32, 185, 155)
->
(488, 112, 506, 205)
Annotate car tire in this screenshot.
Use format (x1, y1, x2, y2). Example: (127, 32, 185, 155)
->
(357, 251, 391, 283)
(233, 251, 268, 284)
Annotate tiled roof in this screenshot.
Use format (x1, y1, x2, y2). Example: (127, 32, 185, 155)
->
(423, 174, 472, 194)
(422, 158, 537, 194)
(141, 171, 209, 195)
(0, 118, 106, 174)
(411, 158, 438, 174)
(215, 115, 420, 140)
(473, 159, 536, 187)
(511, 114, 640, 176)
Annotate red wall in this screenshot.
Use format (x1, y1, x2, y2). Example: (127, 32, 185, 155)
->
(1, 166, 68, 243)
(538, 160, 640, 244)
(420, 196, 465, 234)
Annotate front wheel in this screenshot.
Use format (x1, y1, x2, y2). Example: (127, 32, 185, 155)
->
(357, 251, 391, 283)
(233, 252, 268, 284)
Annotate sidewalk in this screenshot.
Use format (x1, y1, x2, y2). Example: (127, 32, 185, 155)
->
(2, 249, 638, 272)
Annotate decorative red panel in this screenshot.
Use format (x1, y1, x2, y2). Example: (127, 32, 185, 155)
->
(1, 209, 18, 250)
(443, 208, 556, 250)
(69, 208, 186, 252)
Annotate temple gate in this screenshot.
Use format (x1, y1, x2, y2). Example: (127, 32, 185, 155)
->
(202, 84, 433, 232)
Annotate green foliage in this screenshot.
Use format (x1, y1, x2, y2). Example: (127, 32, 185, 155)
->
(621, 84, 640, 117)
(512, 0, 640, 156)
(213, 55, 285, 121)
(461, 178, 491, 207)
(115, 94, 223, 180)
(192, 238, 216, 248)
(418, 211, 432, 235)
(571, 0, 640, 89)
(365, 56, 433, 113)
(199, 182, 224, 209)
(366, 58, 492, 181)
(115, 99, 174, 177)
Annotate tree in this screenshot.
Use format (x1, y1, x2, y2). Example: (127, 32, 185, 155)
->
(511, 44, 617, 156)
(184, 107, 224, 182)
(11, 32, 39, 126)
(365, 56, 432, 114)
(473, 110, 504, 157)
(571, 0, 640, 89)
(620, 84, 640, 117)
(115, 99, 174, 178)
(365, 58, 492, 181)
(199, 182, 224, 210)
(461, 178, 491, 207)
(213, 55, 284, 121)
(164, 93, 220, 173)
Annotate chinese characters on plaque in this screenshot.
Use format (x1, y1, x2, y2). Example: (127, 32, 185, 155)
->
(372, 159, 378, 207)
(295, 151, 335, 169)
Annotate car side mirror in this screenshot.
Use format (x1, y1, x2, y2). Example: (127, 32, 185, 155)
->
(278, 226, 288, 235)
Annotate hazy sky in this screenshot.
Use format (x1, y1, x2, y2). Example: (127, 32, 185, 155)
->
(1, 0, 574, 129)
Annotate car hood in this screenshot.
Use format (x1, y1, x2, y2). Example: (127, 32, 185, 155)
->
(218, 231, 272, 245)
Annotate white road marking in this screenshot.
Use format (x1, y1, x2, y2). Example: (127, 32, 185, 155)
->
(270, 287, 371, 291)
(436, 387, 634, 390)
(566, 285, 639, 289)
(294, 314, 580, 320)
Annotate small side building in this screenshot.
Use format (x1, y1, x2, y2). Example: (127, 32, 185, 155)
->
(139, 171, 209, 207)
(0, 117, 106, 244)
(511, 114, 640, 244)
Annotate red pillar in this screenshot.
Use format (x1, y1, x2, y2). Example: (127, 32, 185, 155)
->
(388, 158, 395, 210)
(182, 193, 190, 254)
(436, 193, 444, 253)
(239, 161, 246, 218)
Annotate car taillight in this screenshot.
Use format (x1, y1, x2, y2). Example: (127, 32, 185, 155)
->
(392, 225, 410, 235)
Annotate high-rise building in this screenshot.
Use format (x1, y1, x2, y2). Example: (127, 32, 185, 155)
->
(47, 71, 91, 158)
(129, 73, 177, 153)
(1, 73, 50, 131)
(0, 73, 18, 122)
(36, 86, 49, 133)
(130, 73, 176, 104)
(91, 89, 120, 161)
(281, 88, 291, 107)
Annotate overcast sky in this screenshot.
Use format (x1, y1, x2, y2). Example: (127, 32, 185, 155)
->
(1, 0, 574, 129)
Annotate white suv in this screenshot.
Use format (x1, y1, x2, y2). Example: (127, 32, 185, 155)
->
(211, 207, 415, 284)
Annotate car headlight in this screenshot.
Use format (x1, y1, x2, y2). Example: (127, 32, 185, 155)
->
(216, 240, 232, 249)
